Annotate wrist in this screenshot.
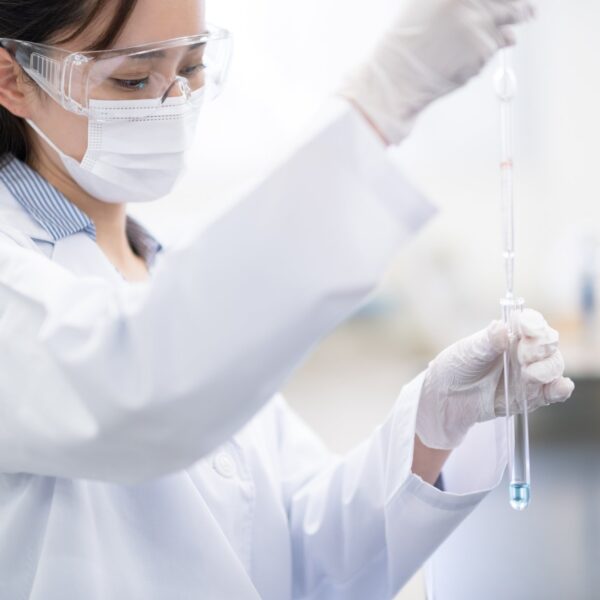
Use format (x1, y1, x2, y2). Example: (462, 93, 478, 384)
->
(336, 94, 391, 147)
(411, 434, 452, 485)
(416, 370, 472, 450)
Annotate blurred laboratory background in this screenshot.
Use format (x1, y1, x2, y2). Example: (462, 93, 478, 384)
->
(130, 0, 600, 598)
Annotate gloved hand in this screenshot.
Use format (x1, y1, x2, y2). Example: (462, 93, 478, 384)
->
(416, 309, 575, 450)
(338, 0, 535, 145)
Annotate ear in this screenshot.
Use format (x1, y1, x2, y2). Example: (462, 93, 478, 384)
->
(0, 48, 32, 119)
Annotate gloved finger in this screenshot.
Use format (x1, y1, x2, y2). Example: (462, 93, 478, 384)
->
(515, 309, 559, 343)
(471, 3, 518, 48)
(522, 350, 565, 384)
(498, 26, 516, 48)
(452, 320, 508, 376)
(467, 30, 502, 71)
(525, 376, 574, 411)
(492, 7, 533, 28)
(524, 381, 544, 405)
(543, 377, 575, 405)
(517, 336, 559, 366)
(487, 0, 536, 26)
(487, 320, 510, 354)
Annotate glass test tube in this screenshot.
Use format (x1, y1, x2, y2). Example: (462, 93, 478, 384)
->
(495, 49, 531, 511)
(501, 298, 531, 510)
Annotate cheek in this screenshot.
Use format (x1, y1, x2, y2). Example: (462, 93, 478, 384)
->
(31, 97, 89, 162)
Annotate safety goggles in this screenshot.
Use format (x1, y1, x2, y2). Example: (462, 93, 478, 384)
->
(0, 25, 232, 121)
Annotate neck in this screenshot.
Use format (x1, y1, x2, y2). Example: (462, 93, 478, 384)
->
(26, 131, 150, 281)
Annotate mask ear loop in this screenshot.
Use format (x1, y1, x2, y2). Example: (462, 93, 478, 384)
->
(161, 76, 192, 104)
(26, 118, 67, 158)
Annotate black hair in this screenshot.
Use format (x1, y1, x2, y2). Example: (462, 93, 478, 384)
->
(0, 0, 139, 161)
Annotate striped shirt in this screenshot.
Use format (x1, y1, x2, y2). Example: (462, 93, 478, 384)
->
(0, 154, 163, 269)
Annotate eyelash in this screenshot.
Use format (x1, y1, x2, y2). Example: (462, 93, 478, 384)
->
(112, 63, 206, 91)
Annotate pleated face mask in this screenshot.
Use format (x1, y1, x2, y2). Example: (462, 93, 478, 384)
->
(27, 87, 205, 204)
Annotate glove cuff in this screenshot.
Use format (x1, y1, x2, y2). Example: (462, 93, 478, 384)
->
(337, 35, 457, 146)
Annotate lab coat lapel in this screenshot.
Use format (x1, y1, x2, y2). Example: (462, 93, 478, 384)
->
(51, 234, 125, 285)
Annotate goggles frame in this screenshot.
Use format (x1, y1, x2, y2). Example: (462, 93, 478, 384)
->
(0, 25, 232, 118)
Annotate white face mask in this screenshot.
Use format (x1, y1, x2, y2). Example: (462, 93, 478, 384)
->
(27, 88, 205, 204)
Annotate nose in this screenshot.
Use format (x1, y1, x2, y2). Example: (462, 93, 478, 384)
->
(161, 76, 192, 104)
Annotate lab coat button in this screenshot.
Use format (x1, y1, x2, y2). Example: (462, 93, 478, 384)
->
(213, 453, 236, 478)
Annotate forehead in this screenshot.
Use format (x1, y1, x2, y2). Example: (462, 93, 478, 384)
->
(114, 0, 206, 48)
(57, 0, 206, 52)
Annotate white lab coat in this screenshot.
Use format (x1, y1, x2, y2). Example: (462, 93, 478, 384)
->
(0, 100, 505, 599)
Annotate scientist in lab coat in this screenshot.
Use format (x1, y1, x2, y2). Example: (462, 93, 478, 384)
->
(0, 0, 573, 598)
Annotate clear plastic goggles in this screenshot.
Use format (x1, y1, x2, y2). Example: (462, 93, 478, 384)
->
(0, 25, 232, 121)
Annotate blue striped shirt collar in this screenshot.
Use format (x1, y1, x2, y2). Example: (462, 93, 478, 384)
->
(0, 154, 163, 267)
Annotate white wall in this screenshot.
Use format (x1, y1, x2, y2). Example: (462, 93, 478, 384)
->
(133, 0, 600, 350)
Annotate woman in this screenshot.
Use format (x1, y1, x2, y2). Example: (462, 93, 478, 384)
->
(0, 0, 573, 598)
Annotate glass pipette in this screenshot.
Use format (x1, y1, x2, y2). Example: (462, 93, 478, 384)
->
(494, 49, 531, 511)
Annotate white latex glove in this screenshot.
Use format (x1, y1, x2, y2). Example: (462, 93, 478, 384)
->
(338, 0, 535, 145)
(416, 309, 575, 450)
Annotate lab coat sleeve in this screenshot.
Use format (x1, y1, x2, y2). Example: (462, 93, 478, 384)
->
(0, 99, 436, 484)
(277, 374, 506, 600)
